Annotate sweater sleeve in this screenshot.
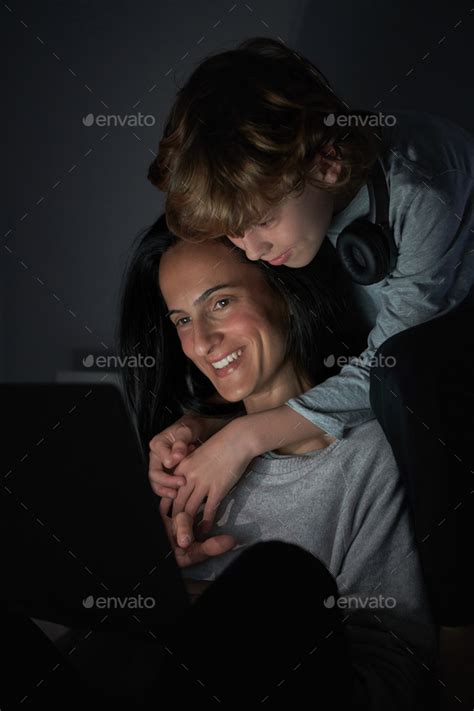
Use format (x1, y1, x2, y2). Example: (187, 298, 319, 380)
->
(335, 429, 438, 710)
(285, 169, 474, 438)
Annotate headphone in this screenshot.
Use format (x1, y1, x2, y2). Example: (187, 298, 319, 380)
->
(336, 156, 398, 285)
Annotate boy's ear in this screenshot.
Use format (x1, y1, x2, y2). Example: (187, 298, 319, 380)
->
(310, 145, 342, 185)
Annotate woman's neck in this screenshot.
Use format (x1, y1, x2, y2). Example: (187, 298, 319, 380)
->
(243, 364, 336, 455)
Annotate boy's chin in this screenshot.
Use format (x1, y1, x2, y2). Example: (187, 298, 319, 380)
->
(286, 254, 313, 268)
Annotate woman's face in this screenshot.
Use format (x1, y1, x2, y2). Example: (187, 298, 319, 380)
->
(158, 240, 294, 408)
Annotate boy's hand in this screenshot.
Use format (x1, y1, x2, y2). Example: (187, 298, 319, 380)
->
(159, 497, 236, 568)
(148, 414, 230, 499)
(171, 419, 254, 529)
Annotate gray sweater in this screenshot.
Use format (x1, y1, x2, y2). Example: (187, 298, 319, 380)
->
(286, 110, 474, 437)
(187, 419, 437, 710)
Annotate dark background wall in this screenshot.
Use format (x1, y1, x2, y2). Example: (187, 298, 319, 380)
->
(2, 0, 473, 382)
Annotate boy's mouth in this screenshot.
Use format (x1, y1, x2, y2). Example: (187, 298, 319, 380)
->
(267, 248, 293, 266)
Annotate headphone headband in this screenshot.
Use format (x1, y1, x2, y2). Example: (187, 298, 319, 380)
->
(335, 149, 397, 285)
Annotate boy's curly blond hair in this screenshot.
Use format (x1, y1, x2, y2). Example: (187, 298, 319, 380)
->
(149, 37, 381, 242)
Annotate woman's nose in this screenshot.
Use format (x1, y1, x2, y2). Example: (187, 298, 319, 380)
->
(193, 318, 221, 357)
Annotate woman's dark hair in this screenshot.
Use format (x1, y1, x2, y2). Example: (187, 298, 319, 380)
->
(117, 213, 358, 457)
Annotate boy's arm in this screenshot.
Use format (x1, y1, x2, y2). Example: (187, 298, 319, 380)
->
(287, 169, 474, 439)
(239, 404, 330, 459)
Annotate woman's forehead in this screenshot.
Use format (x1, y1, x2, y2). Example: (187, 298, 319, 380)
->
(158, 239, 259, 300)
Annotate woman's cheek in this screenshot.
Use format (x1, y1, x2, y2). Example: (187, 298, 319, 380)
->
(178, 330, 192, 357)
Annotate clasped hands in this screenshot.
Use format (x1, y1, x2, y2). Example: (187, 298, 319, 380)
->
(150, 414, 254, 598)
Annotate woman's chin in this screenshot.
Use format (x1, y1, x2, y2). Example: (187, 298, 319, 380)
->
(214, 380, 252, 403)
(215, 388, 248, 403)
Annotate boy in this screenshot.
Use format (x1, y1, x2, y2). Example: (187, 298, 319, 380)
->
(147, 37, 474, 641)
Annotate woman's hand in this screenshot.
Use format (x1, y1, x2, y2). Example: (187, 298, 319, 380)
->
(160, 497, 236, 568)
(183, 578, 212, 604)
(171, 418, 255, 529)
(148, 414, 230, 498)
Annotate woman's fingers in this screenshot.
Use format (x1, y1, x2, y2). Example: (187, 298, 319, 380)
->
(158, 497, 174, 547)
(150, 482, 178, 499)
(200, 535, 236, 558)
(170, 438, 189, 457)
(177, 535, 237, 567)
(149, 421, 194, 468)
(148, 450, 186, 489)
(149, 469, 185, 488)
(173, 511, 194, 549)
(162, 424, 195, 467)
(159, 496, 173, 517)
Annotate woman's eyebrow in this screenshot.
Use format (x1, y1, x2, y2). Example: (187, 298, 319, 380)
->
(165, 283, 238, 318)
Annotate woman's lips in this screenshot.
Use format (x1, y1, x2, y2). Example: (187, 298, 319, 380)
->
(267, 248, 293, 266)
(211, 347, 245, 379)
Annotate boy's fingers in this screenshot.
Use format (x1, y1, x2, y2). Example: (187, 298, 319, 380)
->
(184, 487, 208, 520)
(201, 493, 221, 532)
(171, 482, 195, 518)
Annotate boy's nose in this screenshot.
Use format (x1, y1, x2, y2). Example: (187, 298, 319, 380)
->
(242, 233, 272, 261)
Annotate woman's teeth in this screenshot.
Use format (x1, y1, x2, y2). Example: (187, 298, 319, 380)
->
(211, 349, 243, 370)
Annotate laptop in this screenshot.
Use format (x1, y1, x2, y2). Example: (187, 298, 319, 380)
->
(0, 383, 190, 630)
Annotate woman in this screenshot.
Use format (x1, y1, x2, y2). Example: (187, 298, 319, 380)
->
(118, 214, 437, 709)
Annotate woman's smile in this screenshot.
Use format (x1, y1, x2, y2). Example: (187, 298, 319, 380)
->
(209, 346, 245, 378)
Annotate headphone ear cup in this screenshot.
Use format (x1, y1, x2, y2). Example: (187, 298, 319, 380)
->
(337, 220, 391, 285)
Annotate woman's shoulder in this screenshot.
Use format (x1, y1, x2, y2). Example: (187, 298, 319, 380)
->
(337, 419, 400, 487)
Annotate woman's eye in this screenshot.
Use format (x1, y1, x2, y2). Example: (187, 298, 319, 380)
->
(258, 217, 274, 228)
(175, 316, 190, 328)
(214, 297, 232, 310)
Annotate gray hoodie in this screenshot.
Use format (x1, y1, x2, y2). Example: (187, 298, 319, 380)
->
(286, 110, 474, 437)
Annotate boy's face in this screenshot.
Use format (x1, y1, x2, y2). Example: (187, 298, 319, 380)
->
(226, 151, 343, 268)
